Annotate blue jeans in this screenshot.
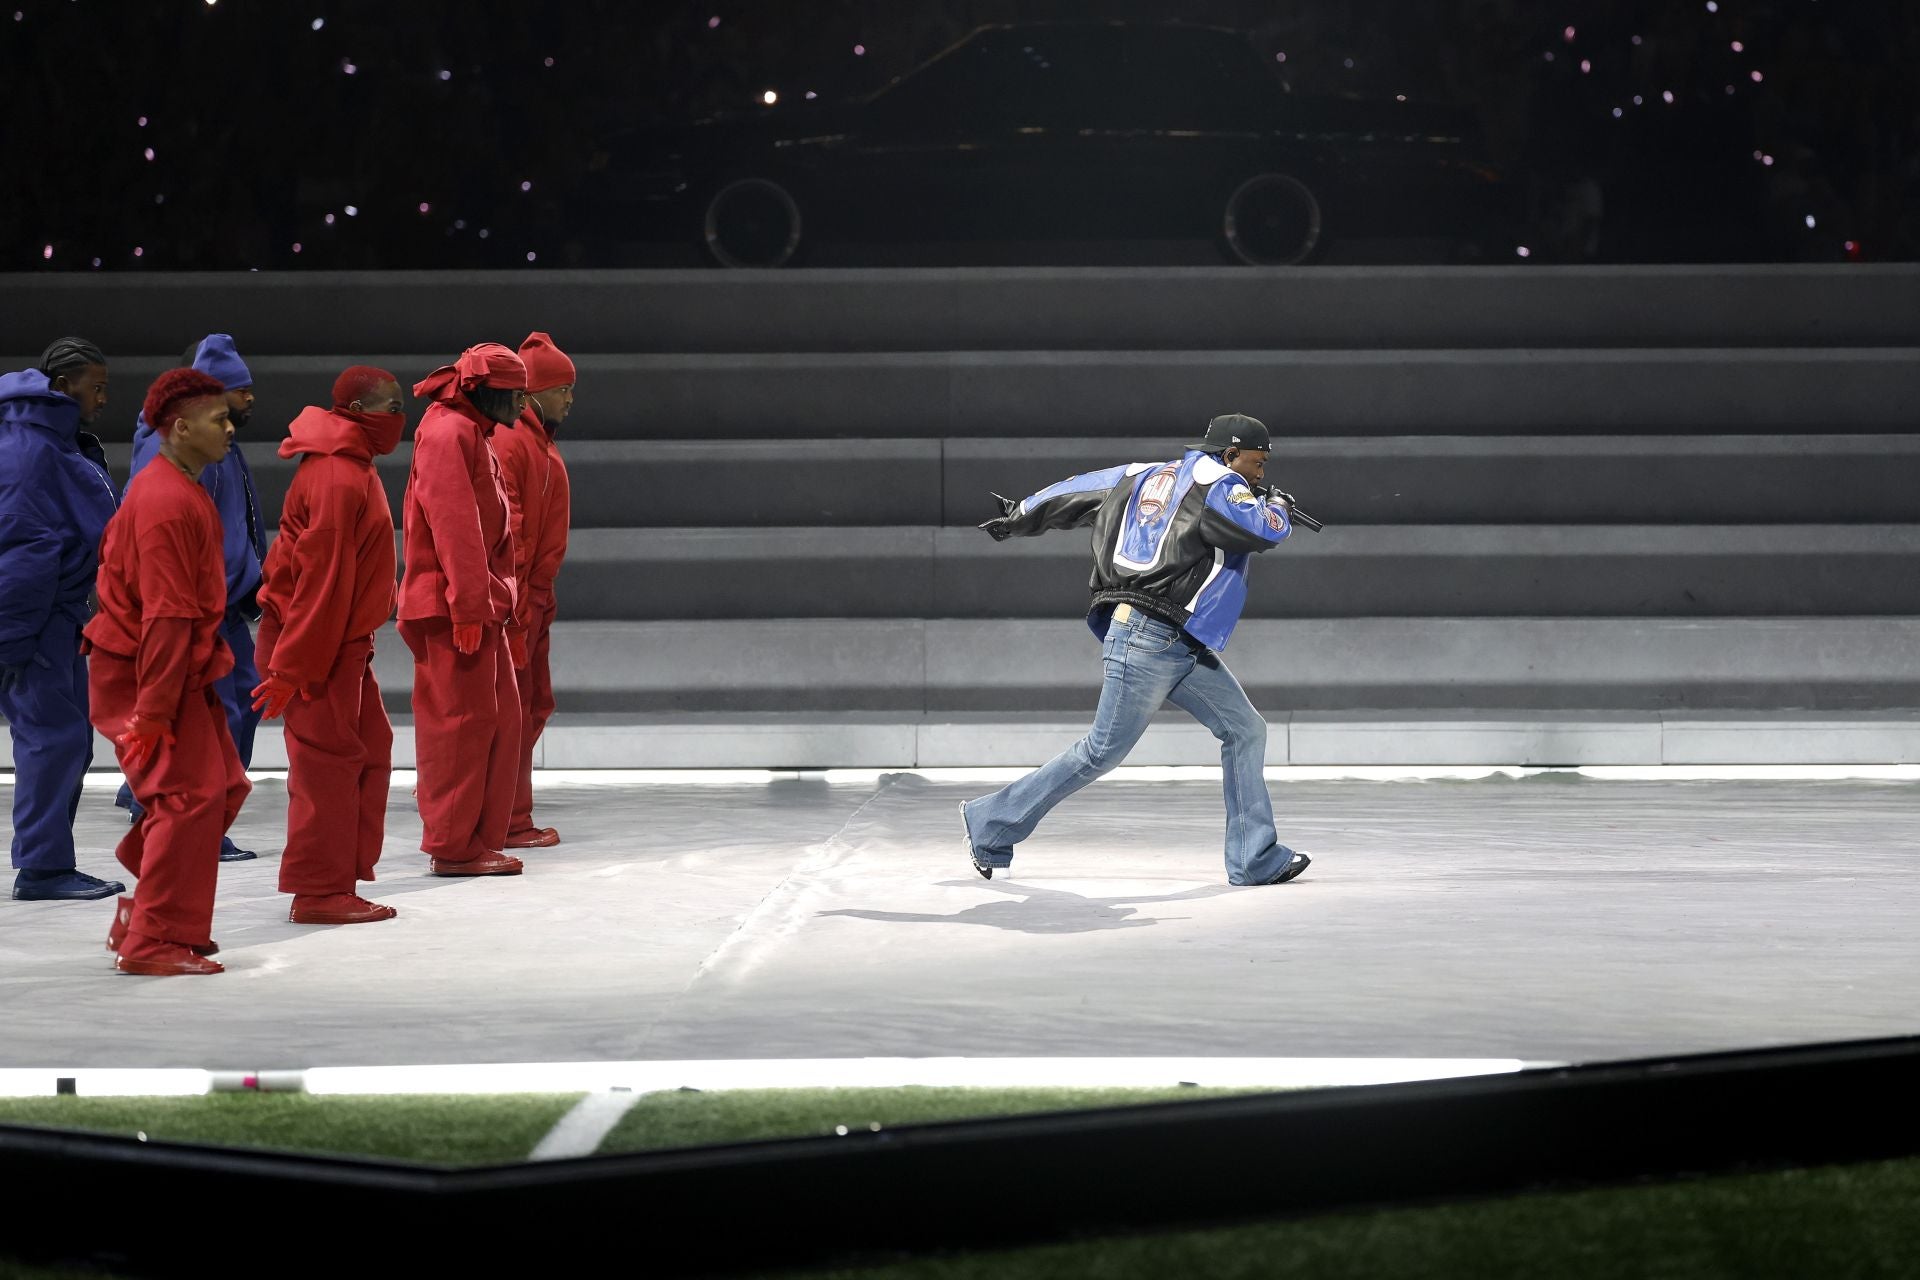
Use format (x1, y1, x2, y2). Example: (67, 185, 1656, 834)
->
(963, 609, 1295, 886)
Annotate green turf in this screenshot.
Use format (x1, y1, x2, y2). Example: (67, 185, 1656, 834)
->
(0, 1093, 581, 1166)
(596, 1085, 1259, 1154)
(806, 1155, 1920, 1280)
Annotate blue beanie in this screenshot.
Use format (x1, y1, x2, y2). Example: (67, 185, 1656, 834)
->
(189, 333, 253, 391)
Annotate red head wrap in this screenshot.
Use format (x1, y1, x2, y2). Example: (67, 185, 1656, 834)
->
(517, 332, 577, 393)
(331, 364, 399, 410)
(142, 368, 228, 436)
(412, 343, 528, 404)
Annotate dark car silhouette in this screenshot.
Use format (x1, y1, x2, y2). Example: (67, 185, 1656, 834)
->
(602, 21, 1510, 267)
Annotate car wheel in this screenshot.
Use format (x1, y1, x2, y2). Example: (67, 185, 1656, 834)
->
(703, 176, 803, 268)
(1221, 173, 1323, 266)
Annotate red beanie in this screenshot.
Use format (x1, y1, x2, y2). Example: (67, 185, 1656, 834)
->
(518, 331, 576, 392)
(142, 368, 227, 435)
(412, 343, 528, 403)
(332, 364, 399, 410)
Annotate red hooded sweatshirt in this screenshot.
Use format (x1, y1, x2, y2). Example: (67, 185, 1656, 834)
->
(494, 406, 571, 629)
(257, 406, 403, 687)
(397, 397, 516, 627)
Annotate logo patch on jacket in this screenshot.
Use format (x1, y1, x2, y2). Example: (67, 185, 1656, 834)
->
(1263, 504, 1284, 532)
(1228, 486, 1257, 506)
(1136, 465, 1179, 521)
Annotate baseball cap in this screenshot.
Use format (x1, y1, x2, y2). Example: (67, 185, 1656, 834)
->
(1186, 412, 1271, 453)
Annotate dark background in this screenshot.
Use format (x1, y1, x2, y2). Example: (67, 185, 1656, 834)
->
(7, 0, 1916, 270)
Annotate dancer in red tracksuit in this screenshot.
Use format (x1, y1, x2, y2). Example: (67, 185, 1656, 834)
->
(398, 344, 526, 876)
(494, 332, 574, 849)
(252, 367, 406, 923)
(88, 370, 248, 976)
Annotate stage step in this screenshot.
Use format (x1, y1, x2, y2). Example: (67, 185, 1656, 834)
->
(7, 265, 1917, 355)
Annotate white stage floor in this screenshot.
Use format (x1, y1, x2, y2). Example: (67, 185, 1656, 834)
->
(2, 771, 1916, 1069)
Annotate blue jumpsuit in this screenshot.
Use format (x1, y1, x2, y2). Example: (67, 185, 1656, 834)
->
(0, 370, 119, 871)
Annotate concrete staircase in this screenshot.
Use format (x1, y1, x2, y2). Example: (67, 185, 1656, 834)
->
(6, 264, 1919, 765)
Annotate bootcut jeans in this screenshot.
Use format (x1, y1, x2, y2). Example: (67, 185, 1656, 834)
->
(962, 607, 1296, 885)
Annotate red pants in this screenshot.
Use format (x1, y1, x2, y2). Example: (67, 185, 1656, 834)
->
(88, 655, 248, 950)
(261, 625, 393, 896)
(398, 617, 517, 861)
(510, 598, 557, 835)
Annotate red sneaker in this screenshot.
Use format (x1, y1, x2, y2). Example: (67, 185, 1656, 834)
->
(115, 932, 224, 976)
(428, 851, 524, 877)
(504, 827, 561, 849)
(289, 893, 399, 925)
(106, 896, 217, 955)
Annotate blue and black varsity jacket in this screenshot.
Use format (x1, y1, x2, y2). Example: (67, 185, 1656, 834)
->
(1000, 449, 1291, 653)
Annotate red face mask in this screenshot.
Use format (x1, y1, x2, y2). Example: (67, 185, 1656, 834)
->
(341, 408, 405, 456)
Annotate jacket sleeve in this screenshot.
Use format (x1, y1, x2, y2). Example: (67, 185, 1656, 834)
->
(493, 435, 537, 627)
(132, 617, 194, 723)
(411, 427, 494, 624)
(999, 464, 1146, 537)
(1198, 477, 1291, 553)
(129, 514, 212, 723)
(264, 460, 363, 686)
(0, 460, 61, 664)
(527, 456, 569, 603)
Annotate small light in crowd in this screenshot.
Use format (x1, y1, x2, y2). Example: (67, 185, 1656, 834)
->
(418, 202, 431, 214)
(1750, 70, 1764, 82)
(1763, 154, 1775, 166)
(1562, 25, 1576, 42)
(1633, 94, 1644, 105)
(526, 251, 537, 262)
(12, 11, 22, 21)
(707, 15, 719, 28)
(437, 69, 452, 81)
(761, 89, 778, 104)
(133, 247, 144, 258)
(291, 242, 303, 253)
(1395, 93, 1407, 102)
(311, 17, 324, 30)
(1631, 34, 1643, 46)
(853, 43, 866, 55)
(1730, 40, 1744, 52)
(1343, 57, 1355, 69)
(137, 115, 148, 126)
(543, 56, 555, 67)
(1611, 107, 1624, 118)
(91, 258, 101, 268)
(1275, 51, 1287, 62)
(1662, 89, 1675, 103)
(205, 0, 217, 7)
(479, 228, 491, 239)
(454, 219, 467, 230)
(1844, 240, 1858, 253)
(143, 147, 155, 161)
(804, 90, 817, 99)
(1515, 245, 1531, 258)
(1543, 50, 1555, 62)
(344, 205, 359, 216)
(342, 59, 357, 75)
(155, 194, 165, 204)
(519, 180, 533, 192)
(1753, 149, 1764, 160)
(324, 212, 336, 225)
(41, 244, 52, 260)
(1579, 59, 1592, 74)
(1805, 215, 1817, 229)
(1705, 1, 1718, 11)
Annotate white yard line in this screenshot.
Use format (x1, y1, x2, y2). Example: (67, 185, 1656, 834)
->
(527, 1090, 647, 1161)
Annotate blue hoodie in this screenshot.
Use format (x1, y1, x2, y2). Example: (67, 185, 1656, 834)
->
(0, 369, 119, 665)
(128, 334, 266, 608)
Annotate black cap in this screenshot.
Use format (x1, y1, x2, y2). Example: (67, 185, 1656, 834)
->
(1186, 413, 1271, 454)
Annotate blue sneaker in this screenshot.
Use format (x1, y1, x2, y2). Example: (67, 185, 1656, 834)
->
(219, 837, 257, 863)
(958, 802, 992, 880)
(13, 868, 127, 901)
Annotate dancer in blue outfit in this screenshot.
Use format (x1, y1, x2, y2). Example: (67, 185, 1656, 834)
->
(0, 338, 127, 901)
(124, 334, 268, 861)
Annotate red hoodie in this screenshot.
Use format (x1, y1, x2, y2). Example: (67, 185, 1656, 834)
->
(256, 406, 401, 686)
(396, 398, 516, 627)
(494, 406, 571, 629)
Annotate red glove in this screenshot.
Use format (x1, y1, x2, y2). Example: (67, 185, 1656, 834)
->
(452, 622, 483, 655)
(250, 673, 304, 719)
(507, 628, 529, 669)
(115, 714, 174, 772)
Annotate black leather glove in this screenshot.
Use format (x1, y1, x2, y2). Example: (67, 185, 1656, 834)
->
(978, 491, 1019, 541)
(1254, 484, 1295, 507)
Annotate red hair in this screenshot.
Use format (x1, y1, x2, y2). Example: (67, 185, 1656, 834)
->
(142, 368, 227, 435)
(332, 364, 399, 410)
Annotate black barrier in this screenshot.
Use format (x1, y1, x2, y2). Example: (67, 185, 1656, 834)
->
(6, 1035, 1919, 1277)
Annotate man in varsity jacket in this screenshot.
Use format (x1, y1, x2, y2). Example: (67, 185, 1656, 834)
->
(962, 413, 1313, 888)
